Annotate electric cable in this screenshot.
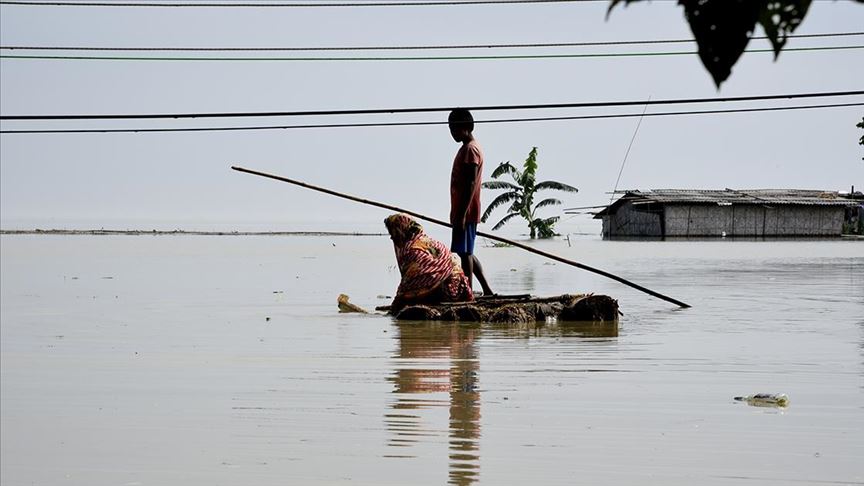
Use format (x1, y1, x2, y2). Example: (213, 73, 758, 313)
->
(2, 32, 861, 52)
(2, 90, 861, 121)
(610, 97, 648, 204)
(2, 44, 861, 61)
(0, 0, 605, 7)
(2, 102, 860, 134)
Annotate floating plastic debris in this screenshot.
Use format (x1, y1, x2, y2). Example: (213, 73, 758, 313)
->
(338, 294, 368, 313)
(734, 393, 789, 407)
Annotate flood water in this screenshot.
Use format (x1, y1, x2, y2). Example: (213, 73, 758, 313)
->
(1, 234, 862, 485)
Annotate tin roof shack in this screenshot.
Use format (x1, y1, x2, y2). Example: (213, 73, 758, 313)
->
(594, 189, 857, 238)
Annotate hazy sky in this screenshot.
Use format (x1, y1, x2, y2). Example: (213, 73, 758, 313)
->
(1, 0, 862, 235)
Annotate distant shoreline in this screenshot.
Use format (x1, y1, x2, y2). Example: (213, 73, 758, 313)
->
(0, 229, 385, 237)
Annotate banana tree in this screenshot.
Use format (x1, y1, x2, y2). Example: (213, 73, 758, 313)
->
(481, 147, 577, 239)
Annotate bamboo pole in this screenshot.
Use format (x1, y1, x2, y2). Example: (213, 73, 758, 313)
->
(231, 165, 691, 308)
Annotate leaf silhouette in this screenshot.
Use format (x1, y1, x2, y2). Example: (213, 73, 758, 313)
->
(481, 192, 519, 223)
(606, 0, 834, 87)
(535, 181, 578, 193)
(482, 181, 520, 191)
(489, 161, 520, 180)
(492, 212, 521, 231)
(534, 198, 562, 210)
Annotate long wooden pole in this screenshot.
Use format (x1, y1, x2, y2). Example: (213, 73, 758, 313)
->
(231, 165, 691, 308)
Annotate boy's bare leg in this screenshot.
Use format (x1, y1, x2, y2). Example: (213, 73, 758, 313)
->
(460, 254, 474, 289)
(471, 255, 494, 296)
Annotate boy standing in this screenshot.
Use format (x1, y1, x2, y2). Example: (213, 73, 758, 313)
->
(448, 109, 494, 297)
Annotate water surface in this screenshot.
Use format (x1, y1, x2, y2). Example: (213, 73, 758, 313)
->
(1, 235, 862, 485)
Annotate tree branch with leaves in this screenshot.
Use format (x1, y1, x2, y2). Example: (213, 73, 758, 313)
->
(608, 0, 864, 88)
(858, 116, 864, 160)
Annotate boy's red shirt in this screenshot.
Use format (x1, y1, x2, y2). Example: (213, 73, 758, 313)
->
(449, 139, 484, 225)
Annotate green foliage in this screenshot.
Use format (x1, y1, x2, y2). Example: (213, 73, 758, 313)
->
(607, 0, 863, 87)
(481, 147, 577, 239)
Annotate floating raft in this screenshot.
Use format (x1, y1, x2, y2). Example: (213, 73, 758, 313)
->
(377, 294, 620, 324)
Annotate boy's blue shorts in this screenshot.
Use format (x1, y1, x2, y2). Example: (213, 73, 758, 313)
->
(451, 223, 477, 256)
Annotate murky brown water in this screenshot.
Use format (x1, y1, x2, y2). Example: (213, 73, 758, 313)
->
(1, 235, 862, 485)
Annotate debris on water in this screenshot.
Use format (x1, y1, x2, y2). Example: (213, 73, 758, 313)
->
(101, 276, 114, 279)
(338, 294, 368, 313)
(272, 290, 284, 294)
(265, 317, 270, 322)
(734, 393, 789, 407)
(488, 305, 533, 324)
(389, 294, 619, 324)
(376, 294, 392, 299)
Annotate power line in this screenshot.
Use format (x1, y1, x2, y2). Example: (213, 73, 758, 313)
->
(0, 0, 604, 7)
(3, 32, 861, 52)
(2, 90, 861, 121)
(2, 45, 861, 61)
(2, 102, 861, 134)
(610, 97, 649, 204)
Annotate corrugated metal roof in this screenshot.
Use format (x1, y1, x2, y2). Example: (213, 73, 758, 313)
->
(626, 189, 855, 205)
(593, 188, 858, 218)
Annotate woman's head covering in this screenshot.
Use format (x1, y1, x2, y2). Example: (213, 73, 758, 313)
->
(384, 213, 423, 246)
(384, 213, 470, 302)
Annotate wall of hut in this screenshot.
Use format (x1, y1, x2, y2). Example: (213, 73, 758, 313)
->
(843, 204, 864, 234)
(601, 203, 663, 237)
(602, 202, 847, 238)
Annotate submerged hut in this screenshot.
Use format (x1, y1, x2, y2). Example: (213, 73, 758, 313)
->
(594, 189, 858, 238)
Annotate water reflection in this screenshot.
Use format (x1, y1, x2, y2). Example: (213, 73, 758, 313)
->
(386, 322, 481, 485)
(385, 319, 618, 485)
(485, 320, 619, 339)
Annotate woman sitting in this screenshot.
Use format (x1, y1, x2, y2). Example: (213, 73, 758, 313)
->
(384, 214, 473, 312)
